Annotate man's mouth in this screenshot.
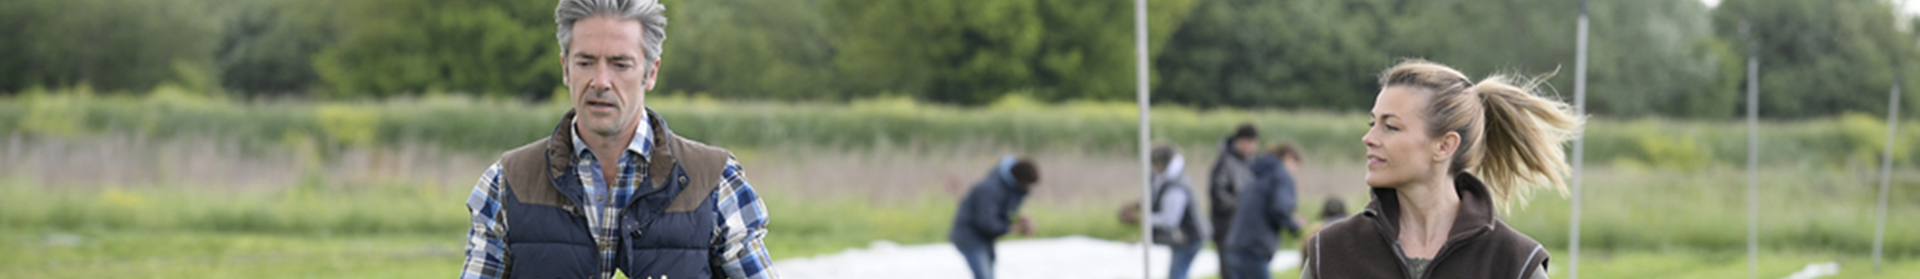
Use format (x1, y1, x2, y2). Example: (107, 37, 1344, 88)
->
(586, 100, 617, 111)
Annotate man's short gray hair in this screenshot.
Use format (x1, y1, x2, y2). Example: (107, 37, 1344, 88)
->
(555, 0, 667, 62)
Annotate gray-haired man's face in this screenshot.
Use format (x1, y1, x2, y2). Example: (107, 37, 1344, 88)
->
(564, 16, 659, 137)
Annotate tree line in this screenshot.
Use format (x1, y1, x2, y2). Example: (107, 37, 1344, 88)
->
(2, 0, 1916, 119)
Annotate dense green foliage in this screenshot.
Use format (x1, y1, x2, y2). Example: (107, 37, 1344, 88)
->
(3, 0, 1917, 118)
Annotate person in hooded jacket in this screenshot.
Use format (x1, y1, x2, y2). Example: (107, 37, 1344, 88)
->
(1223, 144, 1304, 278)
(950, 156, 1041, 279)
(1123, 145, 1212, 279)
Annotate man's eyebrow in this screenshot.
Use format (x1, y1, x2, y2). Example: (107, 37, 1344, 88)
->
(572, 53, 599, 60)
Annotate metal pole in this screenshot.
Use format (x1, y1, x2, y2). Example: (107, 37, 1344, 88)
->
(1569, 1, 1588, 278)
(1742, 19, 1759, 279)
(1134, 0, 1153, 277)
(1874, 80, 1899, 272)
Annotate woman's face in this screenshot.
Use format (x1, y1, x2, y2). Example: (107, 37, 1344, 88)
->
(1362, 86, 1453, 188)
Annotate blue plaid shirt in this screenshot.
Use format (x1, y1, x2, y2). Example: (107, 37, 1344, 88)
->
(462, 114, 778, 279)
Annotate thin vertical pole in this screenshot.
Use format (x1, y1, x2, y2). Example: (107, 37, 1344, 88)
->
(1569, 1, 1588, 278)
(1134, 0, 1153, 277)
(1874, 80, 1899, 272)
(1742, 20, 1760, 279)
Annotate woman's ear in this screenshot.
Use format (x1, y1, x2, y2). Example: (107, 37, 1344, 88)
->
(1433, 131, 1461, 163)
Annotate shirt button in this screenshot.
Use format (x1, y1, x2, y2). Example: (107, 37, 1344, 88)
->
(632, 229, 644, 237)
(678, 176, 688, 184)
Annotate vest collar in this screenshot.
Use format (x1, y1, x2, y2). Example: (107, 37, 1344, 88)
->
(569, 111, 654, 162)
(545, 109, 680, 189)
(1360, 173, 1498, 244)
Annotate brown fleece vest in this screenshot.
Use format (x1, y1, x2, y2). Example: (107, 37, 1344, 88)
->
(1305, 174, 1549, 279)
(498, 111, 732, 214)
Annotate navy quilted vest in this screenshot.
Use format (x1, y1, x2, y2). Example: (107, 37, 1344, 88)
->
(496, 110, 730, 279)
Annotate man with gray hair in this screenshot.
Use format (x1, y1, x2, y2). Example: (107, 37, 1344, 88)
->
(461, 0, 777, 278)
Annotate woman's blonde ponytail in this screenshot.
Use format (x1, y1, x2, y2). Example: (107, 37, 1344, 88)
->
(1380, 59, 1583, 211)
(1467, 73, 1582, 211)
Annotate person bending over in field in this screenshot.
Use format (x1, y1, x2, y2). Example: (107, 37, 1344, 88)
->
(949, 156, 1040, 279)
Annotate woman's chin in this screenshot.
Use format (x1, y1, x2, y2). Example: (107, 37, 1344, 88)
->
(1363, 173, 1386, 187)
(1363, 172, 1402, 188)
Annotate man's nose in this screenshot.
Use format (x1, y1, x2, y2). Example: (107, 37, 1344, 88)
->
(588, 65, 615, 91)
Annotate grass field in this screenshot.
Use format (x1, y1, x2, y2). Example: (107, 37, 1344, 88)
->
(7, 92, 1920, 278)
(10, 88, 1920, 169)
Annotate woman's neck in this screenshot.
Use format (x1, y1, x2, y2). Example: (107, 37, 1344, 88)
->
(1394, 172, 1460, 257)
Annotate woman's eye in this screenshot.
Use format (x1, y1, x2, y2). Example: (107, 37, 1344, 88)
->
(1386, 125, 1400, 131)
(1367, 121, 1375, 128)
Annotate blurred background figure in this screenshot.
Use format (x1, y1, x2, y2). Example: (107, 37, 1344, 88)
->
(1122, 144, 1211, 279)
(1222, 143, 1303, 279)
(949, 155, 1040, 279)
(1300, 197, 1349, 271)
(1208, 123, 1261, 279)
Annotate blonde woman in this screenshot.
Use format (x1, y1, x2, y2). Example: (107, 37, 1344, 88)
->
(1303, 59, 1579, 279)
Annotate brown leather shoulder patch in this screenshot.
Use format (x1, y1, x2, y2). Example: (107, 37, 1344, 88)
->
(501, 137, 570, 208)
(663, 135, 732, 213)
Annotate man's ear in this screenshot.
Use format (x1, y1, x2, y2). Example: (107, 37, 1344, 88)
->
(644, 59, 661, 91)
(1433, 131, 1460, 162)
(559, 52, 571, 85)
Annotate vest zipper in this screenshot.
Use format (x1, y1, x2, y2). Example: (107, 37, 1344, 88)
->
(1369, 210, 1493, 279)
(1419, 226, 1491, 279)
(1367, 212, 1418, 279)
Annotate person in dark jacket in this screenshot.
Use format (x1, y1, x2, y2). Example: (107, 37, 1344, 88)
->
(1223, 144, 1303, 278)
(1208, 123, 1260, 278)
(1303, 59, 1576, 279)
(950, 155, 1041, 279)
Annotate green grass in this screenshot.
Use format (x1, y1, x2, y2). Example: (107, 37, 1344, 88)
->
(8, 164, 1920, 277)
(11, 88, 1920, 277)
(12, 88, 1920, 169)
(0, 230, 458, 279)
(0, 176, 1135, 278)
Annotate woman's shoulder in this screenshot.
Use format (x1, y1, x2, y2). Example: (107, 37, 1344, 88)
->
(1316, 213, 1367, 236)
(1310, 212, 1381, 247)
(1482, 219, 1551, 266)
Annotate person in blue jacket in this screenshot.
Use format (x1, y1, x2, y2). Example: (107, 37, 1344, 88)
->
(949, 155, 1041, 279)
(1223, 144, 1304, 278)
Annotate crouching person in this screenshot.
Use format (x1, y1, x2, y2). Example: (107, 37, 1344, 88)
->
(949, 156, 1041, 279)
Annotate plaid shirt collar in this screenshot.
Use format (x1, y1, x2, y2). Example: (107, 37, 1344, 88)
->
(569, 112, 654, 161)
